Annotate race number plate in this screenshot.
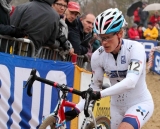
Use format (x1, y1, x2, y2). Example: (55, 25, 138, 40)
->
(127, 59, 142, 75)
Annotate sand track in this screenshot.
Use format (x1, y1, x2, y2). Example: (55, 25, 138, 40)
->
(142, 71, 160, 129)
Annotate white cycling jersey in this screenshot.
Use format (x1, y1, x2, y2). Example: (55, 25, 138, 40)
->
(90, 39, 152, 106)
(76, 39, 154, 129)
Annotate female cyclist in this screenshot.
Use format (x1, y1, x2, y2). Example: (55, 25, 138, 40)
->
(65, 8, 154, 129)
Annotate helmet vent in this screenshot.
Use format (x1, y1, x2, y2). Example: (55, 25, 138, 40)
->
(111, 21, 121, 29)
(104, 17, 113, 30)
(106, 12, 111, 16)
(107, 17, 113, 21)
(117, 15, 122, 20)
(100, 17, 104, 30)
(95, 18, 99, 30)
(113, 12, 117, 15)
(101, 13, 104, 16)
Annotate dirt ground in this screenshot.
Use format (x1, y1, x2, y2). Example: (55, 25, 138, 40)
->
(142, 70, 160, 129)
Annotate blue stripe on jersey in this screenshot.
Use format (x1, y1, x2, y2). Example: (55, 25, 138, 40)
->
(109, 70, 127, 78)
(122, 116, 139, 129)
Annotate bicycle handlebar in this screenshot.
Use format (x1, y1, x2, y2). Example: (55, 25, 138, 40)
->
(24, 69, 82, 96)
(24, 69, 93, 118)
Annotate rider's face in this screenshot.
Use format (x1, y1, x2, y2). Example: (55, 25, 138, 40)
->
(99, 33, 118, 53)
(99, 30, 123, 53)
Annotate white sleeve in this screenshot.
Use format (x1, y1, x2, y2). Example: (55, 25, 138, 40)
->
(90, 50, 104, 91)
(101, 42, 146, 97)
(76, 49, 105, 112)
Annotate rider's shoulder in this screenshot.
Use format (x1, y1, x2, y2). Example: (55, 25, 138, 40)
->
(91, 46, 105, 60)
(95, 46, 105, 55)
(123, 39, 144, 50)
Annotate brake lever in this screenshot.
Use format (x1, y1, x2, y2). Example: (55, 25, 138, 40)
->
(84, 88, 93, 117)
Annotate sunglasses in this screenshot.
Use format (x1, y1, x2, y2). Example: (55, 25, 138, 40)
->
(99, 33, 117, 42)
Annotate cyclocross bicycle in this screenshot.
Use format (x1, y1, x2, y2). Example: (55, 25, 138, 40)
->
(24, 69, 110, 129)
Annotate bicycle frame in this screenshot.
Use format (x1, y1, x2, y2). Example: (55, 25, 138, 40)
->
(81, 101, 97, 129)
(25, 69, 95, 129)
(42, 90, 76, 129)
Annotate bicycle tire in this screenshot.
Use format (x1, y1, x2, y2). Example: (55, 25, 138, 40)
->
(38, 116, 56, 129)
(84, 116, 110, 129)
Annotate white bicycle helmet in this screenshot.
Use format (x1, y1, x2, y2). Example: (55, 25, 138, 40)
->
(94, 8, 127, 34)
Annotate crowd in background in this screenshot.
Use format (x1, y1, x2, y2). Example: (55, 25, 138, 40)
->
(127, 2, 160, 41)
(0, 0, 101, 67)
(1, 0, 160, 69)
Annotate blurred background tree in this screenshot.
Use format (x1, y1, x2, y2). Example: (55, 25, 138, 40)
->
(10, 0, 160, 26)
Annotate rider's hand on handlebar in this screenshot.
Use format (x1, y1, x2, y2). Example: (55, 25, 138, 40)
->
(81, 90, 101, 100)
(81, 90, 87, 99)
(91, 91, 101, 100)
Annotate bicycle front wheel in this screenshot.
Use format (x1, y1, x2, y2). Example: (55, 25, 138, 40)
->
(85, 116, 110, 129)
(38, 116, 56, 129)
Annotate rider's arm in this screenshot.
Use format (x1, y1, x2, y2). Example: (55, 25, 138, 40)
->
(100, 42, 146, 97)
(90, 47, 105, 91)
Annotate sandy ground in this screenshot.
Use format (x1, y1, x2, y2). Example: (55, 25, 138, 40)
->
(142, 70, 160, 129)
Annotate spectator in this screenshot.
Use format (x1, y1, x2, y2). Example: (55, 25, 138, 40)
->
(90, 33, 101, 53)
(155, 23, 160, 40)
(52, 0, 68, 16)
(139, 2, 149, 28)
(149, 11, 160, 26)
(10, 0, 60, 54)
(86, 32, 101, 62)
(143, 22, 158, 40)
(0, 0, 26, 38)
(133, 7, 140, 25)
(128, 23, 140, 40)
(65, 1, 81, 24)
(123, 26, 129, 39)
(67, 13, 95, 55)
(52, 0, 74, 56)
(137, 25, 144, 39)
(0, 0, 27, 52)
